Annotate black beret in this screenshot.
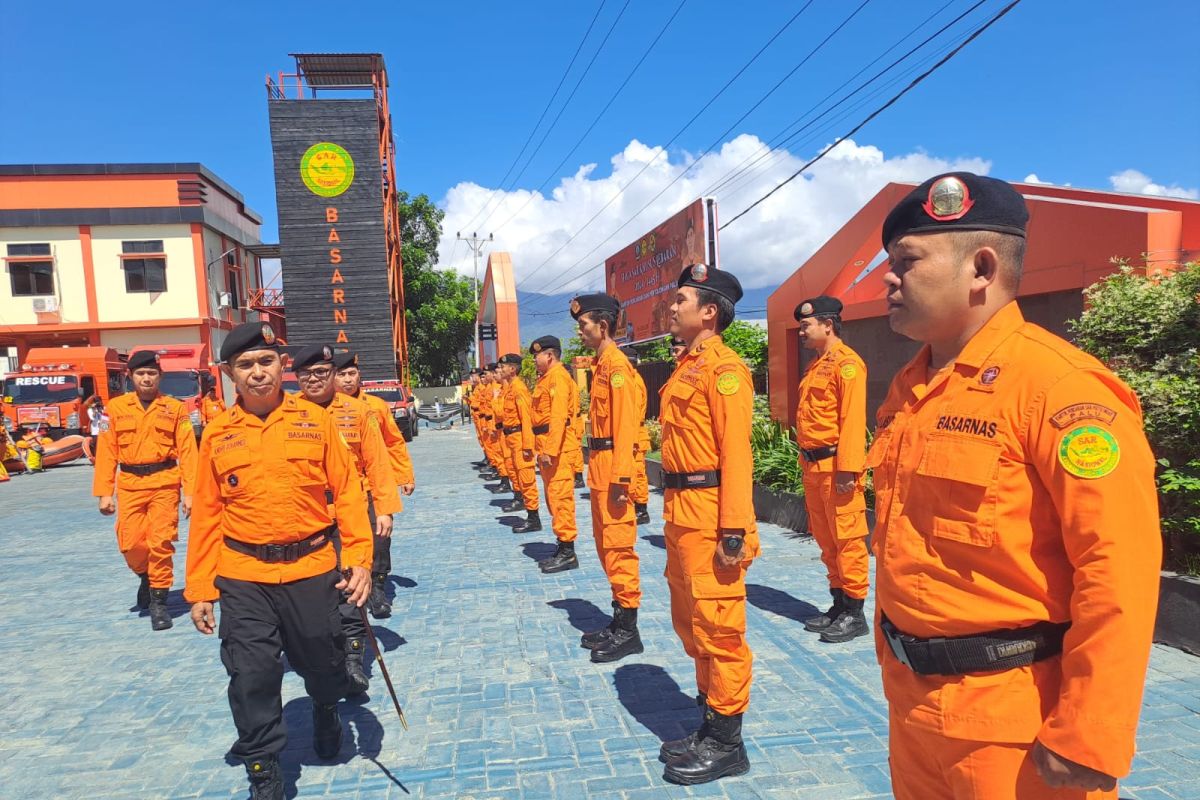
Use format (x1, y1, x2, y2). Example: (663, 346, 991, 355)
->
(499, 353, 523, 366)
(794, 295, 843, 321)
(486, 362, 498, 370)
(332, 351, 358, 371)
(678, 264, 744, 304)
(127, 350, 161, 371)
(882, 172, 1029, 247)
(570, 293, 620, 320)
(530, 336, 561, 354)
(292, 344, 334, 372)
(220, 322, 280, 363)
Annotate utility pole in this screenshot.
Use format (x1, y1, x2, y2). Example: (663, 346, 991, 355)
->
(457, 231, 493, 367)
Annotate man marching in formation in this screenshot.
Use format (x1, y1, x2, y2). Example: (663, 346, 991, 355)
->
(529, 336, 581, 573)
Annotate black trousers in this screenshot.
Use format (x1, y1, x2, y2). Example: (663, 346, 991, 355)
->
(335, 496, 377, 642)
(216, 571, 351, 763)
(370, 494, 391, 576)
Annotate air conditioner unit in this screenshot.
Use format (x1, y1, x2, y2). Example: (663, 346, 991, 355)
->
(32, 297, 59, 313)
(217, 292, 233, 309)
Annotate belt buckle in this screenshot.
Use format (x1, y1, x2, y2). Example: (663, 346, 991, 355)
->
(882, 622, 914, 670)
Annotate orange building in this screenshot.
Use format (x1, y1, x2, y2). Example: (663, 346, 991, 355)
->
(767, 182, 1200, 424)
(0, 164, 269, 383)
(476, 251, 521, 365)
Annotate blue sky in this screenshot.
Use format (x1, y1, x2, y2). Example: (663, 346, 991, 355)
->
(3, 0, 1197, 293)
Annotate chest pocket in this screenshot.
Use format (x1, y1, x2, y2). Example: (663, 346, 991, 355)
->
(213, 448, 252, 499)
(864, 429, 892, 470)
(153, 416, 177, 442)
(914, 432, 1000, 547)
(285, 440, 326, 486)
(591, 380, 611, 422)
(662, 380, 701, 430)
(114, 416, 138, 446)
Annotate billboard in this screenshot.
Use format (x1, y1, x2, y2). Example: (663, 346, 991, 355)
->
(604, 197, 718, 344)
(268, 99, 396, 379)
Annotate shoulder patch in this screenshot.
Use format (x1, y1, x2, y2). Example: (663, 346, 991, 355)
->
(1058, 424, 1120, 479)
(611, 373, 626, 389)
(840, 362, 858, 380)
(716, 372, 741, 396)
(1050, 402, 1117, 429)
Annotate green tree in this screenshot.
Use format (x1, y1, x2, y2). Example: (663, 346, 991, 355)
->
(723, 319, 768, 375)
(563, 334, 593, 364)
(637, 336, 673, 363)
(398, 192, 478, 385)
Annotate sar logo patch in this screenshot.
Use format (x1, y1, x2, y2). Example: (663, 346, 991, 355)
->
(840, 363, 858, 380)
(717, 372, 740, 396)
(1058, 425, 1120, 479)
(611, 373, 626, 389)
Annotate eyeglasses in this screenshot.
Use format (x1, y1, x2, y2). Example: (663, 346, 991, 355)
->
(297, 367, 333, 381)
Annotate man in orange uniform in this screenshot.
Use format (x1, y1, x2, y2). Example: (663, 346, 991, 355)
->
(294, 344, 400, 695)
(332, 351, 415, 618)
(657, 265, 757, 785)
(489, 364, 514, 493)
(186, 323, 373, 800)
(497, 353, 542, 532)
(620, 347, 653, 526)
(473, 367, 501, 481)
(529, 336, 579, 573)
(872, 173, 1161, 799)
(94, 349, 198, 630)
(793, 295, 870, 643)
(571, 293, 645, 663)
(565, 366, 586, 490)
(467, 369, 490, 468)
(200, 382, 226, 424)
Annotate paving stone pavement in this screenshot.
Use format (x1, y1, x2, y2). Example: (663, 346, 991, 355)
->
(0, 423, 1197, 800)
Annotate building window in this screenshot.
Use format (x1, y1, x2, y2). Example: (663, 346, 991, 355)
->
(226, 269, 241, 310)
(121, 240, 167, 293)
(7, 243, 51, 257)
(123, 240, 164, 254)
(6, 243, 55, 296)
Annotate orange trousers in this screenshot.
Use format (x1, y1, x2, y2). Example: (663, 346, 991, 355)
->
(116, 486, 180, 588)
(539, 454, 577, 542)
(889, 703, 1117, 800)
(566, 426, 583, 476)
(801, 469, 869, 599)
(664, 522, 753, 715)
(631, 430, 650, 505)
(490, 430, 510, 477)
(505, 432, 540, 511)
(589, 489, 640, 607)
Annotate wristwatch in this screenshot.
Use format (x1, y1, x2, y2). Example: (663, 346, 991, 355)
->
(721, 534, 744, 556)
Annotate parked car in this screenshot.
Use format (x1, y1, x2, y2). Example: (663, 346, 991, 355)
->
(361, 380, 418, 441)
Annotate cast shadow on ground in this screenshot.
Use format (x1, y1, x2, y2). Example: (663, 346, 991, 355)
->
(641, 534, 666, 550)
(496, 515, 526, 529)
(521, 542, 557, 562)
(547, 597, 610, 634)
(487, 498, 511, 509)
(130, 589, 191, 619)
(386, 575, 418, 594)
(613, 663, 699, 743)
(746, 583, 820, 625)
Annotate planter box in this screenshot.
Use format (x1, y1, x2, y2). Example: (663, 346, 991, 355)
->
(753, 484, 809, 533)
(646, 457, 663, 488)
(1155, 571, 1200, 655)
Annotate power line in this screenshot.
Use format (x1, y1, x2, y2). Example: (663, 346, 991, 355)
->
(721, 0, 1022, 230)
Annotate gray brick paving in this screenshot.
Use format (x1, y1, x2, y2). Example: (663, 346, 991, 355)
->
(0, 424, 1196, 799)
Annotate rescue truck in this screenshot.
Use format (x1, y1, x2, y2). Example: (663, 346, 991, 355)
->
(2, 347, 128, 438)
(362, 379, 419, 441)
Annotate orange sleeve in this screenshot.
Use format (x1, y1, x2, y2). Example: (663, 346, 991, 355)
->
(710, 362, 756, 531)
(546, 371, 570, 457)
(1029, 368, 1162, 778)
(183, 427, 223, 603)
(175, 404, 199, 496)
(609, 365, 639, 486)
(360, 412, 400, 515)
(327, 413, 373, 570)
(835, 358, 867, 473)
(92, 417, 119, 497)
(517, 383, 535, 452)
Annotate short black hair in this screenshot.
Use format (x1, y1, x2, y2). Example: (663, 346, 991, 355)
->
(695, 287, 735, 332)
(584, 309, 618, 337)
(952, 230, 1026, 289)
(542, 347, 562, 360)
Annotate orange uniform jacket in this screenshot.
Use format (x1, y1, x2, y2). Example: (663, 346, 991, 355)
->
(327, 392, 401, 516)
(869, 301, 1161, 778)
(532, 363, 577, 457)
(184, 394, 372, 603)
(660, 336, 758, 539)
(491, 385, 506, 434)
(201, 395, 226, 424)
(632, 369, 651, 451)
(796, 341, 867, 474)
(93, 392, 198, 497)
(501, 378, 535, 452)
(356, 391, 415, 487)
(587, 346, 640, 491)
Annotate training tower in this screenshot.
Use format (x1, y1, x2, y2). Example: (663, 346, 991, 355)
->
(266, 53, 408, 382)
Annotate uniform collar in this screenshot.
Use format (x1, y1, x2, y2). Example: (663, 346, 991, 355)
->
(688, 333, 724, 357)
(953, 300, 1025, 370)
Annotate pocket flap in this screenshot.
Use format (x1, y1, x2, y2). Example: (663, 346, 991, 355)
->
(917, 433, 1000, 487)
(864, 432, 891, 470)
(213, 449, 251, 474)
(285, 441, 324, 461)
(690, 567, 747, 599)
(114, 417, 137, 433)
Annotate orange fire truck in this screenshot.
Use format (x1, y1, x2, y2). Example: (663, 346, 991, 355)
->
(2, 347, 128, 438)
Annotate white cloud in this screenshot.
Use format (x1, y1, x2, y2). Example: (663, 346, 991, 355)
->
(1109, 169, 1199, 200)
(1023, 173, 1047, 184)
(437, 135, 990, 293)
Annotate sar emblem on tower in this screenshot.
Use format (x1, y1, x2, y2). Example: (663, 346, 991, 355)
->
(300, 142, 355, 198)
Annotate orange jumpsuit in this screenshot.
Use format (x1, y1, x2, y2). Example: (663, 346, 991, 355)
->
(630, 369, 651, 506)
(660, 335, 759, 716)
(327, 393, 401, 517)
(491, 384, 510, 479)
(184, 393, 372, 602)
(532, 363, 578, 542)
(501, 377, 540, 511)
(870, 302, 1161, 798)
(795, 340, 869, 599)
(587, 345, 642, 607)
(201, 394, 226, 424)
(93, 392, 198, 589)
(356, 391, 415, 492)
(469, 386, 488, 456)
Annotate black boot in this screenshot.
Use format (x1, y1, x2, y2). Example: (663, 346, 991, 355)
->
(480, 468, 499, 480)
(635, 502, 650, 525)
(590, 605, 644, 663)
(580, 601, 618, 649)
(502, 494, 526, 513)
(345, 637, 370, 695)
(663, 708, 750, 785)
(489, 477, 512, 494)
(148, 588, 172, 631)
(513, 509, 542, 534)
(819, 596, 869, 643)
(659, 694, 707, 762)
(539, 539, 578, 573)
(135, 573, 150, 610)
(803, 588, 845, 632)
(367, 573, 392, 618)
(574, 473, 585, 489)
(245, 757, 283, 800)
(312, 701, 343, 760)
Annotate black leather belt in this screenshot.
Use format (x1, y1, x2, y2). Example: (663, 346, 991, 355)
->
(800, 444, 838, 463)
(589, 436, 614, 451)
(881, 614, 1070, 675)
(224, 526, 335, 564)
(502, 424, 522, 435)
(663, 470, 721, 489)
(119, 459, 177, 476)
(532, 423, 550, 435)
(494, 422, 504, 430)
(481, 414, 492, 420)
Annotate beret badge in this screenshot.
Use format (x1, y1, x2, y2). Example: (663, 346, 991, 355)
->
(261, 324, 277, 345)
(570, 299, 581, 315)
(924, 176, 973, 221)
(690, 263, 709, 283)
